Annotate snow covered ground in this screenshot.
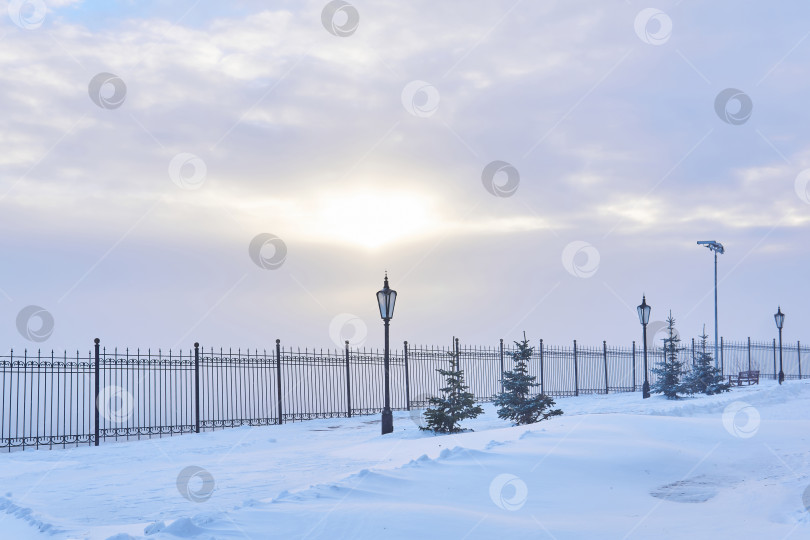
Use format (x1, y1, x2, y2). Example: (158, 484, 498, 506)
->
(1, 380, 809, 539)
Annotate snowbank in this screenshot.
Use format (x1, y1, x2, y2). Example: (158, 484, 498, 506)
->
(0, 379, 808, 539)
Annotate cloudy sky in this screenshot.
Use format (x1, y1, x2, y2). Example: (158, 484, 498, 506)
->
(2, 0, 809, 353)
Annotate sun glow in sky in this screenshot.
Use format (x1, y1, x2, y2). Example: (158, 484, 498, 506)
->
(311, 191, 436, 249)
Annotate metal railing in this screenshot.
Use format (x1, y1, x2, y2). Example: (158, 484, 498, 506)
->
(1, 336, 806, 451)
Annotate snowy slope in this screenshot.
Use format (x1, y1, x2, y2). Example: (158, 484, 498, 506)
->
(1, 380, 808, 539)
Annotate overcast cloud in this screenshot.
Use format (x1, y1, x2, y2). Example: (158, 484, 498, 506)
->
(1, 0, 809, 352)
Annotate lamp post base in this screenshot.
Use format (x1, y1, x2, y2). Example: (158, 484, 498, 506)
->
(779, 371, 784, 385)
(642, 381, 650, 399)
(381, 408, 393, 435)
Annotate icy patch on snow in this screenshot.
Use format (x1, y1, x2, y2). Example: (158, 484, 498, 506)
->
(650, 475, 740, 503)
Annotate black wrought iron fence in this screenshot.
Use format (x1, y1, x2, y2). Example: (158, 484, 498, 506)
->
(1, 336, 806, 451)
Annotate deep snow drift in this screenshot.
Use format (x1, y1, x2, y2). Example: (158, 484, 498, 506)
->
(1, 380, 809, 539)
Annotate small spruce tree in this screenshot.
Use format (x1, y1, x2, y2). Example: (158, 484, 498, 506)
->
(493, 334, 562, 425)
(650, 313, 685, 399)
(682, 326, 731, 395)
(421, 349, 483, 433)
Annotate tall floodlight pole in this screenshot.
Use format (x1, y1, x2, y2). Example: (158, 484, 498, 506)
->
(376, 272, 397, 435)
(697, 241, 724, 369)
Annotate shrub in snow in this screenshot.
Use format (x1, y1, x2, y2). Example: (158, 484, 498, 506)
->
(650, 313, 686, 399)
(681, 327, 731, 395)
(421, 349, 484, 433)
(493, 334, 562, 425)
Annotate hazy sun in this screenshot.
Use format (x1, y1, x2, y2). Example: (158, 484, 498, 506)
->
(313, 191, 435, 249)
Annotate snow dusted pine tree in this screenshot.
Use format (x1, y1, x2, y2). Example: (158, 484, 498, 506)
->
(421, 349, 483, 433)
(681, 326, 731, 395)
(493, 334, 562, 425)
(650, 313, 685, 399)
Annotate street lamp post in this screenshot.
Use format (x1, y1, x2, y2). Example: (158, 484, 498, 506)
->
(637, 295, 651, 399)
(376, 272, 397, 434)
(774, 307, 785, 385)
(697, 241, 724, 369)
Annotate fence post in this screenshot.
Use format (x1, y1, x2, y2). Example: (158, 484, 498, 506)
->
(603, 341, 609, 394)
(632, 341, 636, 392)
(404, 341, 410, 411)
(573, 340, 579, 397)
(94, 338, 100, 447)
(345, 340, 352, 418)
(276, 339, 283, 425)
(798, 341, 802, 379)
(720, 336, 724, 375)
(747, 337, 752, 372)
(773, 338, 777, 380)
(539, 339, 544, 395)
(194, 342, 200, 434)
(499, 339, 505, 393)
(455, 337, 461, 396)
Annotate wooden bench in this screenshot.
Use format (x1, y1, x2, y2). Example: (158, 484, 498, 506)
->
(728, 370, 760, 386)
